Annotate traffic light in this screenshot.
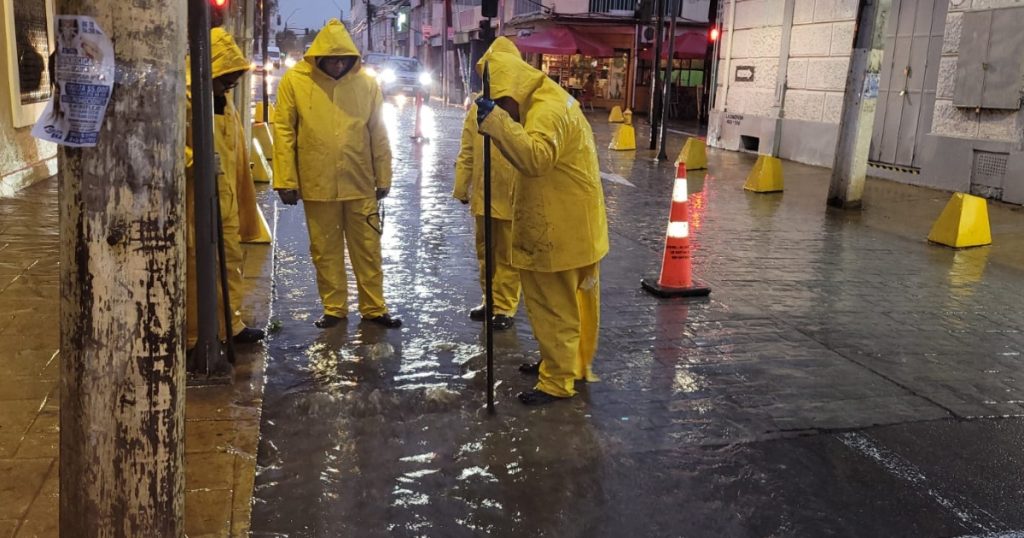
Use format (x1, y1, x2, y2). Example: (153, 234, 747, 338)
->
(709, 26, 719, 42)
(212, 0, 227, 7)
(482, 0, 498, 18)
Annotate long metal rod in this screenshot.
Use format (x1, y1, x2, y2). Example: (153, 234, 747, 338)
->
(658, 0, 678, 161)
(648, 0, 666, 149)
(188, 0, 223, 372)
(213, 161, 237, 365)
(483, 61, 495, 414)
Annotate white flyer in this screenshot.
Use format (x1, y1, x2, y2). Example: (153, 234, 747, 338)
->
(32, 16, 115, 147)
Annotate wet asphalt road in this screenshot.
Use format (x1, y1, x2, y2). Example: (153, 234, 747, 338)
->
(250, 101, 1024, 537)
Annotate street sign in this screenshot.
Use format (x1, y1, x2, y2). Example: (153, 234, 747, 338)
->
(422, 24, 432, 37)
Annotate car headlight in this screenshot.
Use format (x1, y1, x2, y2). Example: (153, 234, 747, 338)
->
(284, 57, 296, 68)
(264, 61, 274, 72)
(418, 72, 432, 86)
(381, 68, 397, 84)
(364, 66, 378, 78)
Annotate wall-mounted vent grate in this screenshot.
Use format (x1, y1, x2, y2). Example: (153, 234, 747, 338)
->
(970, 150, 1008, 200)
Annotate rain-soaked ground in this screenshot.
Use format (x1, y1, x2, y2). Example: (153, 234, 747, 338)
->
(251, 101, 1024, 537)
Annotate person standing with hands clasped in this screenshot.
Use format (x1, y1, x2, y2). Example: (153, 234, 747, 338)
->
(475, 47, 609, 406)
(273, 19, 401, 329)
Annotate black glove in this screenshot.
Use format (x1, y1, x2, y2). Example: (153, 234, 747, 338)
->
(376, 187, 390, 200)
(476, 97, 496, 125)
(278, 189, 299, 205)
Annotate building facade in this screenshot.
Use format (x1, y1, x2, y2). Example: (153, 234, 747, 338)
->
(708, 0, 1024, 205)
(0, 0, 58, 196)
(350, 0, 713, 112)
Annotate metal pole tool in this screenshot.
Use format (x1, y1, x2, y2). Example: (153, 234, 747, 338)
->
(482, 62, 496, 414)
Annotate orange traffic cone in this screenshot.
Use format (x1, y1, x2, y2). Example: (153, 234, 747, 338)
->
(410, 94, 426, 142)
(641, 163, 712, 298)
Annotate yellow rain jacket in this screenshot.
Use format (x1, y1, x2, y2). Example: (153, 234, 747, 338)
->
(184, 27, 257, 343)
(273, 19, 392, 201)
(453, 37, 521, 219)
(478, 51, 609, 273)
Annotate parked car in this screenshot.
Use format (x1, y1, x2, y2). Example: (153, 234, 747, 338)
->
(375, 57, 432, 99)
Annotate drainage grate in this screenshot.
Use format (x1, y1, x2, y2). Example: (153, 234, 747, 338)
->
(970, 150, 1008, 200)
(868, 162, 921, 175)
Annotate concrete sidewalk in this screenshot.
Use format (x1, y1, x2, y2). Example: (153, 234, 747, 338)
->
(0, 178, 275, 537)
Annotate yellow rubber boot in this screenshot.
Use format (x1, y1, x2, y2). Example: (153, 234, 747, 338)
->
(744, 155, 784, 193)
(927, 193, 992, 248)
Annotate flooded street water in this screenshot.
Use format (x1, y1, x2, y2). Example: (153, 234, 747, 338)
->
(250, 102, 1024, 537)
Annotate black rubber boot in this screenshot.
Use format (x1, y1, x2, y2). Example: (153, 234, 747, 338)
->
(233, 327, 266, 344)
(492, 315, 514, 330)
(315, 314, 345, 329)
(363, 313, 403, 328)
(519, 361, 541, 375)
(469, 305, 485, 322)
(517, 390, 566, 406)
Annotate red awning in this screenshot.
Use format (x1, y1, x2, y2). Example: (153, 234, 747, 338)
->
(514, 27, 615, 57)
(639, 31, 708, 61)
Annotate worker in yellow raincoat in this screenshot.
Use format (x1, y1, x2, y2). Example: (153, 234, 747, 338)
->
(453, 36, 522, 331)
(185, 27, 266, 349)
(273, 20, 401, 329)
(476, 47, 609, 406)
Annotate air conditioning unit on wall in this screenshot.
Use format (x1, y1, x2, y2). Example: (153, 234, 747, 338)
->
(640, 26, 656, 44)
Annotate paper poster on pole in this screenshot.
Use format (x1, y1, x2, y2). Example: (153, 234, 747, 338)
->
(32, 15, 115, 147)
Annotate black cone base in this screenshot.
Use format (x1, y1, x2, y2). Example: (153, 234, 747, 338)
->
(641, 277, 711, 298)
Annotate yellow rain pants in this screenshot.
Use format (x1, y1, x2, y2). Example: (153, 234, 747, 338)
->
(519, 263, 601, 398)
(474, 216, 520, 316)
(303, 199, 388, 319)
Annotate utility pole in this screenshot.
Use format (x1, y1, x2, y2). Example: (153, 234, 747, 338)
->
(443, 0, 452, 103)
(827, 0, 891, 209)
(648, 0, 666, 150)
(366, 0, 375, 52)
(262, 0, 270, 122)
(657, 0, 678, 161)
(58, 0, 186, 535)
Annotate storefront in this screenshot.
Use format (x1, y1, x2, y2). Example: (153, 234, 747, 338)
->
(539, 52, 631, 109)
(513, 24, 635, 111)
(634, 31, 709, 120)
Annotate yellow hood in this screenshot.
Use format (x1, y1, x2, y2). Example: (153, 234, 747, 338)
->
(475, 36, 520, 76)
(485, 50, 545, 106)
(303, 19, 360, 65)
(211, 27, 250, 80)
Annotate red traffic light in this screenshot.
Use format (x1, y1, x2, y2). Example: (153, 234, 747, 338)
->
(213, 0, 228, 7)
(709, 27, 720, 42)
